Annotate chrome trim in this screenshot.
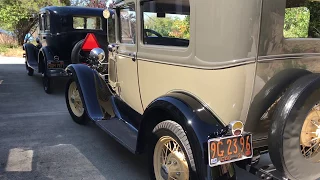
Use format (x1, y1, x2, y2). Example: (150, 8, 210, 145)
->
(137, 57, 255, 70)
(258, 53, 320, 62)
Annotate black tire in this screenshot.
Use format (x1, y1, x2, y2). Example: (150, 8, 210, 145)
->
(71, 39, 85, 64)
(245, 68, 311, 132)
(42, 73, 52, 94)
(148, 120, 196, 180)
(25, 62, 34, 76)
(65, 78, 88, 125)
(268, 74, 320, 180)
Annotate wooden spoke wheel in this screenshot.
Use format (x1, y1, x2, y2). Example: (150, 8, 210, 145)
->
(300, 104, 320, 159)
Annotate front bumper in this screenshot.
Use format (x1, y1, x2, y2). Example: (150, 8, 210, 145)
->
(46, 69, 69, 77)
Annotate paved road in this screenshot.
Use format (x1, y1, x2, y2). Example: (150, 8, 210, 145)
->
(0, 57, 149, 180)
(0, 57, 259, 180)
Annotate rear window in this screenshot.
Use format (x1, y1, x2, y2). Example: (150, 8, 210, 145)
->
(73, 16, 102, 30)
(284, 0, 320, 38)
(141, 0, 190, 47)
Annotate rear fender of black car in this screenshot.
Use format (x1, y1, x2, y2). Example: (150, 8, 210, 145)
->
(23, 43, 38, 65)
(138, 92, 236, 180)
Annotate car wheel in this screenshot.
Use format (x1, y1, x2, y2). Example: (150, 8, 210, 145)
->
(42, 73, 52, 94)
(25, 62, 34, 76)
(149, 120, 195, 180)
(268, 74, 320, 180)
(65, 78, 87, 124)
(71, 39, 85, 64)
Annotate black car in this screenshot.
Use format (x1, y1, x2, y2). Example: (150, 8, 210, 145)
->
(23, 6, 109, 94)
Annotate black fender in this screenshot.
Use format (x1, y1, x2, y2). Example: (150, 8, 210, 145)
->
(245, 68, 311, 139)
(38, 46, 57, 73)
(138, 92, 236, 180)
(66, 64, 112, 121)
(39, 46, 57, 61)
(23, 43, 38, 65)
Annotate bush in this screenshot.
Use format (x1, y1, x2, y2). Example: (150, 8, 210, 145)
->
(0, 33, 17, 45)
(0, 34, 22, 57)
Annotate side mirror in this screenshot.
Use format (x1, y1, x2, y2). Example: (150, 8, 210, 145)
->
(89, 48, 105, 63)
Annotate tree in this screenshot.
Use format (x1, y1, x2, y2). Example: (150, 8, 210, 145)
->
(284, 1, 320, 38)
(87, 0, 107, 8)
(144, 15, 190, 39)
(0, 0, 68, 45)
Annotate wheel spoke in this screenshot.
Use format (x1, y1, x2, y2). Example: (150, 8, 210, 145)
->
(165, 143, 174, 154)
(313, 143, 320, 154)
(154, 135, 189, 180)
(169, 175, 177, 180)
(303, 142, 319, 156)
(311, 120, 320, 128)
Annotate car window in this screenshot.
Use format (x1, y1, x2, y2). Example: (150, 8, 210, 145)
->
(73, 16, 102, 30)
(119, 3, 136, 44)
(45, 13, 50, 31)
(284, 0, 320, 38)
(108, 13, 116, 43)
(39, 14, 45, 32)
(142, 0, 190, 47)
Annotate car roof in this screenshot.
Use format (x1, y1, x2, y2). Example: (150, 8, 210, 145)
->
(40, 6, 104, 16)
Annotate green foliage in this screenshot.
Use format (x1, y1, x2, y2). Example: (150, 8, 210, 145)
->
(284, 7, 310, 38)
(144, 14, 190, 39)
(0, 0, 63, 31)
(0, 0, 67, 44)
(284, 2, 320, 38)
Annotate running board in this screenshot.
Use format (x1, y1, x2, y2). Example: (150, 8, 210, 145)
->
(96, 118, 138, 154)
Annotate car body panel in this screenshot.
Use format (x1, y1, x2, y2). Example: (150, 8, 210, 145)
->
(138, 60, 256, 126)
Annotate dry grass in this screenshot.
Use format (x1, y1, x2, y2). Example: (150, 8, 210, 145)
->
(1, 47, 24, 57)
(0, 34, 23, 58)
(0, 33, 16, 45)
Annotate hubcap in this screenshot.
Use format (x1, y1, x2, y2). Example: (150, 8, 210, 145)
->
(68, 81, 84, 117)
(154, 136, 189, 180)
(300, 104, 320, 159)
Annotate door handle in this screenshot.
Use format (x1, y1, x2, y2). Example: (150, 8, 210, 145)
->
(129, 52, 136, 62)
(108, 44, 119, 52)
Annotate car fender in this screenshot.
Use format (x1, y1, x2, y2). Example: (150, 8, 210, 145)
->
(245, 68, 311, 133)
(138, 91, 236, 180)
(23, 43, 38, 65)
(39, 46, 57, 62)
(38, 46, 57, 73)
(66, 64, 112, 121)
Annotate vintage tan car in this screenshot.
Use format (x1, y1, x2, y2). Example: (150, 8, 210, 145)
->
(65, 0, 320, 179)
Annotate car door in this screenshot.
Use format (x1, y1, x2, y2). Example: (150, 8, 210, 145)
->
(108, 0, 143, 114)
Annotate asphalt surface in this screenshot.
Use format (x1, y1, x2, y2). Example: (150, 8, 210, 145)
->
(0, 57, 149, 180)
(0, 57, 259, 180)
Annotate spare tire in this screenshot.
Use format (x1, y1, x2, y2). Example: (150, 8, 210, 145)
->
(268, 73, 320, 180)
(71, 39, 85, 64)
